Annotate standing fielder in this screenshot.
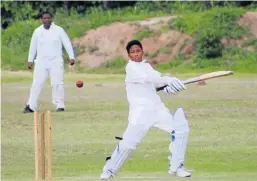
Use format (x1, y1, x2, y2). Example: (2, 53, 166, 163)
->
(23, 12, 75, 113)
(100, 40, 192, 179)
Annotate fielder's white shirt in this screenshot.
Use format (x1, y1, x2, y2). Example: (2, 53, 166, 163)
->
(28, 22, 75, 62)
(125, 60, 167, 110)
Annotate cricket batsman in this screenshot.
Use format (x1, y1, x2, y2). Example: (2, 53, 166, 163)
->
(100, 40, 192, 179)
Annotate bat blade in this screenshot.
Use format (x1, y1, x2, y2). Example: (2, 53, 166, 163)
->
(156, 70, 233, 91)
(183, 70, 233, 84)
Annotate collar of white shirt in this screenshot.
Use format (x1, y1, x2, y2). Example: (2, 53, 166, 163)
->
(129, 59, 148, 64)
(40, 22, 56, 30)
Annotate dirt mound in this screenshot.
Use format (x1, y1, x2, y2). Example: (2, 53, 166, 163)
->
(73, 22, 139, 68)
(142, 31, 193, 64)
(238, 12, 257, 37)
(222, 12, 257, 51)
(73, 12, 257, 69)
(73, 16, 194, 68)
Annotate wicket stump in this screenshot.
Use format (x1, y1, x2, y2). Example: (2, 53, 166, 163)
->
(34, 111, 52, 180)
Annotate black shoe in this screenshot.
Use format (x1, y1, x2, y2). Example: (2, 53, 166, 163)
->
(56, 108, 65, 112)
(23, 105, 34, 113)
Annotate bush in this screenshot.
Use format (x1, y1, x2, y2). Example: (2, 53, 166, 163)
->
(192, 47, 257, 72)
(172, 7, 247, 60)
(195, 29, 224, 59)
(1, 20, 40, 70)
(223, 47, 257, 73)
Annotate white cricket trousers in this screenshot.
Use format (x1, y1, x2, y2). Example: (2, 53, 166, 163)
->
(27, 57, 65, 111)
(102, 104, 190, 175)
(123, 105, 189, 148)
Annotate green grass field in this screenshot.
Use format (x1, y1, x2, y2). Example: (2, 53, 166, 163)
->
(1, 72, 257, 181)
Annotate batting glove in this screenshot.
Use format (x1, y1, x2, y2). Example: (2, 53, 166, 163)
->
(163, 86, 176, 94)
(164, 76, 186, 93)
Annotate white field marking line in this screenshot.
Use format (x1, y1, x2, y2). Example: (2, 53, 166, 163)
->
(63, 176, 173, 180)
(63, 174, 255, 180)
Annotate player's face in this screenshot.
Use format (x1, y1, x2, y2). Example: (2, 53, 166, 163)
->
(128, 45, 143, 62)
(42, 14, 52, 28)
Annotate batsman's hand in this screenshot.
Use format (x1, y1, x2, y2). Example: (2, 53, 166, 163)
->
(163, 86, 176, 94)
(28, 62, 33, 69)
(164, 76, 186, 93)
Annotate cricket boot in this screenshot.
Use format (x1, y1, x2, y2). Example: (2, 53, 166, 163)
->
(23, 105, 34, 113)
(169, 162, 192, 178)
(56, 108, 65, 112)
(100, 169, 115, 180)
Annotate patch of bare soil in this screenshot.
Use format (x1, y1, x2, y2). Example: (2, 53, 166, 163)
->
(73, 12, 257, 69)
(222, 12, 257, 50)
(143, 31, 194, 64)
(73, 22, 140, 68)
(73, 16, 193, 68)
(238, 12, 257, 37)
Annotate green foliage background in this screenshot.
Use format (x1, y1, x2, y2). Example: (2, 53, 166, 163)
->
(1, 1, 257, 72)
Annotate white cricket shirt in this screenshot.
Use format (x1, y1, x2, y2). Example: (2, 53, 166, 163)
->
(28, 22, 75, 62)
(125, 60, 167, 110)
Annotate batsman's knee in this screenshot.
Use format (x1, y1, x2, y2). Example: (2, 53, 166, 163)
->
(173, 108, 189, 134)
(119, 140, 136, 150)
(114, 136, 139, 150)
(122, 136, 141, 148)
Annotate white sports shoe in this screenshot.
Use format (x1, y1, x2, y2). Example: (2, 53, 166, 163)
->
(169, 164, 192, 178)
(100, 170, 115, 180)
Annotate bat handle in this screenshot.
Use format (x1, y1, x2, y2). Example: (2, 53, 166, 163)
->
(156, 85, 167, 92)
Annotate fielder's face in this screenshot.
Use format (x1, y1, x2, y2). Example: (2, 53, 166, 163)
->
(42, 14, 52, 29)
(128, 45, 144, 62)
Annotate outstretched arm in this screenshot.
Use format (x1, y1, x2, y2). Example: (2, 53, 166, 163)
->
(27, 30, 37, 68)
(126, 65, 168, 85)
(60, 28, 75, 62)
(126, 64, 186, 93)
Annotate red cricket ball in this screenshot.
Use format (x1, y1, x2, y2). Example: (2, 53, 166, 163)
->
(76, 80, 83, 88)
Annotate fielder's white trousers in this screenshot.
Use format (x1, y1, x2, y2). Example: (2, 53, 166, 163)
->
(27, 57, 65, 111)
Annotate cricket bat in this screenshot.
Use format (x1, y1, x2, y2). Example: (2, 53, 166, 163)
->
(156, 70, 233, 91)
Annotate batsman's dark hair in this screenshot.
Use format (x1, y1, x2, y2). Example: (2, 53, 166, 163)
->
(126, 40, 143, 53)
(41, 11, 53, 18)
